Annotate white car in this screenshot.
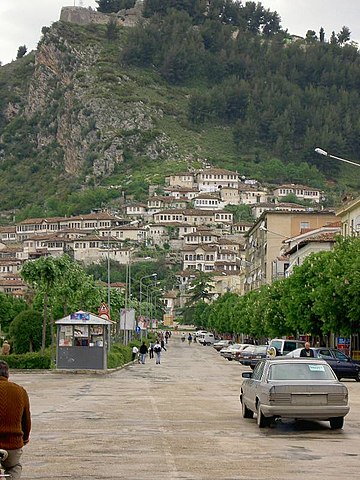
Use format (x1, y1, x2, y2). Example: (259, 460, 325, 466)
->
(198, 332, 215, 345)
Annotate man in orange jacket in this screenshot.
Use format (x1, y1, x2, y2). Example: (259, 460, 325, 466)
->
(0, 360, 31, 479)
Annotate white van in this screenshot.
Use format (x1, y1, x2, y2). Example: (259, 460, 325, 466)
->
(268, 338, 305, 356)
(198, 332, 215, 346)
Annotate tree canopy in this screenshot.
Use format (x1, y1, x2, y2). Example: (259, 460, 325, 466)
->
(190, 237, 360, 341)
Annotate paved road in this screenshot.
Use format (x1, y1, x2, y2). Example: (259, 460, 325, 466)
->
(12, 335, 360, 479)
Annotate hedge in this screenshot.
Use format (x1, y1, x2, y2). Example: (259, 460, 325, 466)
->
(107, 343, 133, 369)
(0, 352, 52, 369)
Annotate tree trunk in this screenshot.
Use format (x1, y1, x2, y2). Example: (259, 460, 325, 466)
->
(42, 293, 48, 352)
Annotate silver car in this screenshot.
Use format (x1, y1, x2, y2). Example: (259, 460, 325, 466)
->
(240, 358, 350, 429)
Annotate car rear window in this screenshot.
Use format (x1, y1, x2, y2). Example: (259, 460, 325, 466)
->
(268, 363, 335, 381)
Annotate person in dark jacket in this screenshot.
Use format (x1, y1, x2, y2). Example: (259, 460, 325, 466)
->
(300, 342, 315, 357)
(139, 342, 148, 364)
(0, 360, 31, 479)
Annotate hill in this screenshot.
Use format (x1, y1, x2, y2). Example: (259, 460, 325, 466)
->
(0, 0, 359, 221)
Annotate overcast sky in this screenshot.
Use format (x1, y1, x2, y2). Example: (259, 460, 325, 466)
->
(1, 0, 360, 65)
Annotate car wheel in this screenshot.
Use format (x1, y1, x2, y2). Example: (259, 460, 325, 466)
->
(256, 402, 270, 428)
(330, 417, 344, 429)
(227, 358, 233, 361)
(242, 399, 253, 419)
(355, 371, 360, 382)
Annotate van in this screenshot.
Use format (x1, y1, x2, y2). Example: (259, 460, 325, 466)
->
(268, 338, 305, 356)
(198, 332, 215, 346)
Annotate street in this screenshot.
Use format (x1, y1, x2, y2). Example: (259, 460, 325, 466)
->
(14, 334, 360, 479)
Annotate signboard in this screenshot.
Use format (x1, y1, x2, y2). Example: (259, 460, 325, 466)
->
(120, 308, 136, 330)
(70, 312, 90, 321)
(98, 302, 110, 318)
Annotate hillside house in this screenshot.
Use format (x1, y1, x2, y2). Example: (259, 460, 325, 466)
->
(273, 184, 322, 203)
(196, 168, 239, 192)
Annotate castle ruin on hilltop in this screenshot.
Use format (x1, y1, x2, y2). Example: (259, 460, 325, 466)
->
(60, 0, 143, 28)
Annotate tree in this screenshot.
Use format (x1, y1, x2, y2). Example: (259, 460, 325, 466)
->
(337, 26, 351, 45)
(330, 31, 338, 45)
(319, 27, 325, 43)
(186, 272, 214, 305)
(305, 30, 317, 43)
(21, 256, 60, 352)
(106, 17, 119, 42)
(16, 45, 27, 59)
(96, 0, 120, 13)
(9, 310, 46, 353)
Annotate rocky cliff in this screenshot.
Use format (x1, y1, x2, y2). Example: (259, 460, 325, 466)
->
(0, 13, 186, 214)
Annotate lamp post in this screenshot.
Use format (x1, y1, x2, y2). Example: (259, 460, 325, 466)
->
(315, 148, 360, 168)
(139, 273, 157, 319)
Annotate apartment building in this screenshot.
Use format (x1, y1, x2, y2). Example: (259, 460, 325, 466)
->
(243, 210, 337, 292)
(336, 196, 360, 237)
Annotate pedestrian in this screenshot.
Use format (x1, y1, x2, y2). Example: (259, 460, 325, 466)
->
(188, 333, 193, 345)
(0, 360, 31, 479)
(153, 340, 162, 364)
(149, 342, 154, 359)
(131, 345, 139, 362)
(161, 338, 167, 351)
(300, 342, 315, 357)
(1, 341, 10, 355)
(165, 331, 169, 344)
(139, 342, 148, 364)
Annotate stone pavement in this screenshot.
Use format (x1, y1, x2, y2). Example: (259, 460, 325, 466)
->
(9, 335, 360, 480)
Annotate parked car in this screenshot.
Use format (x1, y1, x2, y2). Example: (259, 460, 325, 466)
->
(240, 358, 350, 429)
(234, 344, 256, 362)
(285, 347, 360, 382)
(213, 339, 233, 351)
(240, 345, 268, 369)
(267, 338, 305, 356)
(221, 344, 251, 361)
(198, 332, 215, 345)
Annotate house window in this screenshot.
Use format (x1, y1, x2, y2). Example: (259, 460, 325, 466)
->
(300, 222, 310, 229)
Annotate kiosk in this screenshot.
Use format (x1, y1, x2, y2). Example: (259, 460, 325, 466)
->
(55, 311, 113, 370)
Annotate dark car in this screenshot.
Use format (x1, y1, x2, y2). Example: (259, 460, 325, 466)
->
(240, 345, 268, 369)
(286, 347, 360, 382)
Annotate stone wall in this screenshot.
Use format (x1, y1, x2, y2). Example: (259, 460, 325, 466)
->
(60, 2, 143, 28)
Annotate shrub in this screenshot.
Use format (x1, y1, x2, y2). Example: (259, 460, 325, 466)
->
(0, 352, 51, 369)
(107, 342, 133, 368)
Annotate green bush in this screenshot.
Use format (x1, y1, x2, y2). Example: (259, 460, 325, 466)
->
(107, 343, 133, 368)
(0, 352, 52, 369)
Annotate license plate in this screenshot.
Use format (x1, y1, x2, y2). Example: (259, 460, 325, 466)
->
(291, 394, 327, 406)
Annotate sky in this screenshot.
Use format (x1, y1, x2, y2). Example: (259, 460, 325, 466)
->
(1, 0, 360, 65)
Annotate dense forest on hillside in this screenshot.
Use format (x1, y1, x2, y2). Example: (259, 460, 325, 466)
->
(122, 0, 360, 174)
(0, 0, 359, 219)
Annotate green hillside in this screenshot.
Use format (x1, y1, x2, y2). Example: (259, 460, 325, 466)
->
(0, 0, 359, 221)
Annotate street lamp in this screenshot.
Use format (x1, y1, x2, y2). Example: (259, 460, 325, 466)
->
(139, 273, 157, 318)
(315, 148, 360, 168)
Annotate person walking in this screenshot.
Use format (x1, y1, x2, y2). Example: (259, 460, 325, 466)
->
(149, 342, 154, 359)
(0, 360, 31, 480)
(1, 341, 10, 355)
(153, 340, 162, 364)
(139, 342, 148, 364)
(188, 333, 193, 345)
(161, 338, 167, 351)
(131, 345, 139, 362)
